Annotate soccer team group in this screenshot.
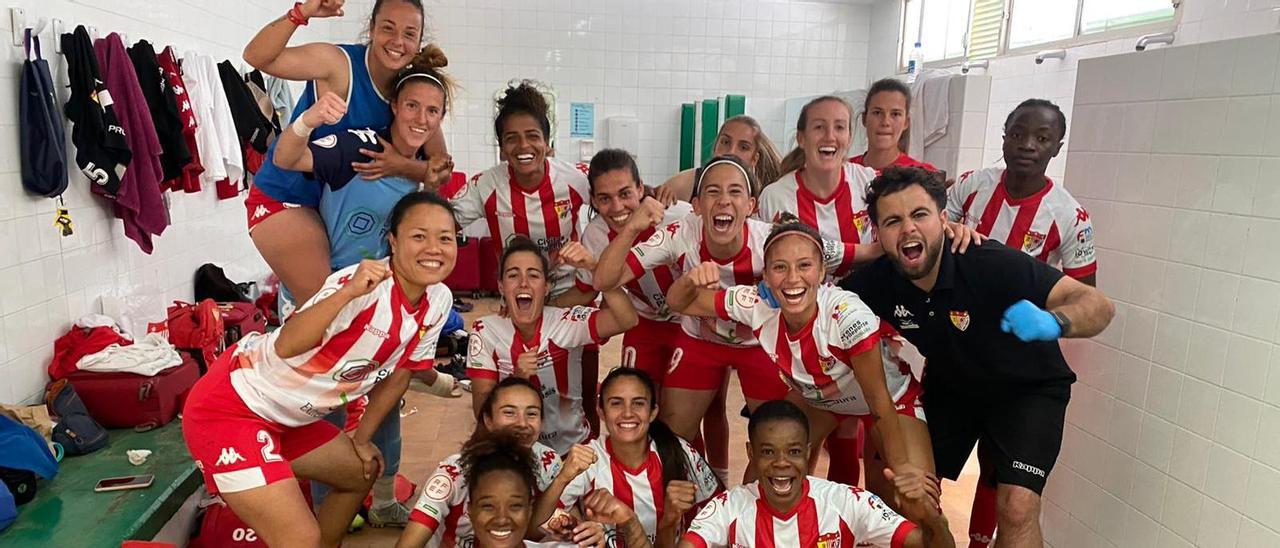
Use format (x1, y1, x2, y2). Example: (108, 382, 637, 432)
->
(180, 1, 1118, 547)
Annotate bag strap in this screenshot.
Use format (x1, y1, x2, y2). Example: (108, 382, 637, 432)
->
(23, 30, 41, 62)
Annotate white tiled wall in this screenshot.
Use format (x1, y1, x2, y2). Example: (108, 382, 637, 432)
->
(0, 1, 327, 404)
(330, 0, 875, 181)
(1040, 33, 1280, 547)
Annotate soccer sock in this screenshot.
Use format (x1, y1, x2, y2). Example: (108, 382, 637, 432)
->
(968, 481, 998, 548)
(372, 476, 396, 508)
(825, 435, 862, 486)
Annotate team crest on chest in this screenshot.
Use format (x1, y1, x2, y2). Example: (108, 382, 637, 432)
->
(1022, 230, 1047, 253)
(851, 210, 869, 233)
(950, 310, 970, 332)
(554, 198, 573, 218)
(816, 532, 842, 548)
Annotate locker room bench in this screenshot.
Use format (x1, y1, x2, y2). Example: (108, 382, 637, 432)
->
(0, 422, 201, 547)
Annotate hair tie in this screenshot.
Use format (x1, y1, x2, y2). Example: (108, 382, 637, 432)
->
(695, 159, 752, 195)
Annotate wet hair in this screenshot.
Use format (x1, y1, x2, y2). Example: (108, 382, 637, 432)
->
(1004, 98, 1067, 141)
(748, 400, 810, 440)
(587, 148, 643, 193)
(762, 215, 824, 261)
(392, 44, 457, 113)
(692, 155, 760, 199)
(720, 116, 783, 189)
(461, 430, 537, 499)
(367, 0, 425, 41)
(778, 95, 856, 174)
(498, 235, 550, 278)
(598, 368, 694, 488)
(863, 78, 913, 153)
(478, 377, 542, 421)
(388, 190, 456, 235)
(495, 82, 552, 142)
(864, 166, 948, 226)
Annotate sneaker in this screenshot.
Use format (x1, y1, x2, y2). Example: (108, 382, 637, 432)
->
(367, 501, 411, 528)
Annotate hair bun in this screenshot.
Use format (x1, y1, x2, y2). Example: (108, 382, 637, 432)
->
(413, 44, 448, 69)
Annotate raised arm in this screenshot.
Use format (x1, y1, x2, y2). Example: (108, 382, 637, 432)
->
(654, 169, 696, 206)
(665, 262, 722, 318)
(593, 288, 639, 339)
(273, 91, 347, 172)
(273, 260, 388, 358)
(593, 197, 667, 291)
(243, 0, 347, 83)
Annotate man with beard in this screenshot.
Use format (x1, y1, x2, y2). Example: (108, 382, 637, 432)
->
(837, 167, 1114, 548)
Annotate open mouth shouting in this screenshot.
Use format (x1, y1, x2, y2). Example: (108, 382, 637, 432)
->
(817, 146, 839, 160)
(768, 475, 797, 496)
(514, 292, 535, 312)
(779, 287, 806, 305)
(514, 153, 536, 166)
(899, 239, 925, 268)
(711, 214, 735, 233)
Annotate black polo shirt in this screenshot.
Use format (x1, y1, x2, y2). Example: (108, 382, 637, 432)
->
(839, 239, 1074, 395)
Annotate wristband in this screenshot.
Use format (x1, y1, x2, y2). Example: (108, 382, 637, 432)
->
(291, 117, 313, 137)
(286, 2, 309, 26)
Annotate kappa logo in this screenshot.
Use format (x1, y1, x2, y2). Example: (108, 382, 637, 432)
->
(893, 305, 912, 318)
(251, 205, 271, 220)
(215, 447, 246, 467)
(1075, 207, 1090, 226)
(1012, 460, 1046, 477)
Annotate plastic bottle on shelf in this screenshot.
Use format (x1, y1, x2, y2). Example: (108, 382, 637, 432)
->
(907, 41, 924, 82)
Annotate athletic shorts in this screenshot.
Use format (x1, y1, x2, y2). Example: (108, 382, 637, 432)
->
(850, 378, 927, 430)
(621, 317, 681, 387)
(666, 331, 789, 401)
(182, 349, 339, 496)
(245, 184, 304, 232)
(925, 385, 1069, 494)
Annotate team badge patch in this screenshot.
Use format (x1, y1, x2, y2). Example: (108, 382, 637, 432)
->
(554, 198, 573, 218)
(950, 310, 970, 331)
(311, 134, 337, 149)
(816, 532, 841, 548)
(851, 210, 869, 233)
(422, 473, 453, 501)
(733, 286, 759, 309)
(1022, 230, 1047, 253)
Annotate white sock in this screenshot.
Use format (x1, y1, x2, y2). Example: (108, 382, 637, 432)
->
(372, 476, 396, 508)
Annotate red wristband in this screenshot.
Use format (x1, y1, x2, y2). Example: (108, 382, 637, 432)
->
(287, 2, 309, 26)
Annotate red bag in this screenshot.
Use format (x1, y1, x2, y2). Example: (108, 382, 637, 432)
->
(443, 236, 482, 294)
(168, 300, 224, 369)
(218, 302, 266, 347)
(189, 481, 312, 548)
(63, 352, 200, 429)
(477, 236, 499, 294)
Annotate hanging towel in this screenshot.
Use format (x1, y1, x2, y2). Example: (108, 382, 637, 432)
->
(908, 69, 952, 158)
(61, 25, 130, 198)
(20, 30, 68, 198)
(158, 46, 205, 193)
(265, 75, 294, 125)
(128, 40, 191, 186)
(95, 32, 168, 253)
(183, 53, 243, 197)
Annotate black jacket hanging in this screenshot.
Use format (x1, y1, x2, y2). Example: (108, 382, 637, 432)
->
(61, 25, 130, 197)
(216, 60, 273, 155)
(20, 30, 68, 198)
(128, 39, 191, 183)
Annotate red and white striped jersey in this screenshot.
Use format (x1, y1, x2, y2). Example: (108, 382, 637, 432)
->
(684, 478, 916, 548)
(576, 202, 693, 323)
(229, 262, 450, 427)
(559, 436, 721, 546)
(452, 158, 591, 296)
(757, 164, 879, 248)
(409, 442, 562, 548)
(624, 215, 854, 347)
(716, 285, 913, 416)
(849, 152, 937, 173)
(947, 167, 1097, 279)
(466, 307, 605, 454)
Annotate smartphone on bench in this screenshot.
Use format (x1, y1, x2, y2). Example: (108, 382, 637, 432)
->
(94, 474, 154, 492)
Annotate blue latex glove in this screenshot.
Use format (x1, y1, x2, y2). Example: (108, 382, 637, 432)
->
(757, 281, 780, 308)
(1000, 299, 1062, 342)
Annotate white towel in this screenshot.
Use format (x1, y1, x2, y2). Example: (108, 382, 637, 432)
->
(908, 69, 953, 157)
(76, 332, 184, 376)
(183, 52, 244, 189)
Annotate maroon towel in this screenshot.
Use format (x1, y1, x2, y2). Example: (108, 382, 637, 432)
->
(95, 33, 168, 253)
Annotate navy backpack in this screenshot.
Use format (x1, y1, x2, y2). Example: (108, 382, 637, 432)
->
(20, 29, 68, 198)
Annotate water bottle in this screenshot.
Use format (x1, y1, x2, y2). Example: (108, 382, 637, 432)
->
(907, 41, 924, 82)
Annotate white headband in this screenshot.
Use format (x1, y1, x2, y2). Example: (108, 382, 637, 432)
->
(695, 159, 753, 195)
(395, 72, 446, 93)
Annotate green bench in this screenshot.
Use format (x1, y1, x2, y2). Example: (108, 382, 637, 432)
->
(0, 422, 202, 547)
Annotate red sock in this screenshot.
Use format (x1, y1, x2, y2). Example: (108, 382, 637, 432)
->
(825, 435, 861, 486)
(968, 481, 998, 548)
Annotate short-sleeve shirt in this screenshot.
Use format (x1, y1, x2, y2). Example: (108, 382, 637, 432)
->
(757, 164, 878, 252)
(229, 262, 450, 427)
(451, 158, 590, 297)
(559, 436, 721, 547)
(576, 201, 693, 323)
(624, 215, 855, 347)
(839, 241, 1072, 393)
(947, 167, 1097, 279)
(408, 442, 562, 548)
(716, 284, 913, 416)
(466, 308, 606, 454)
(308, 127, 418, 271)
(850, 152, 938, 172)
(683, 477, 916, 548)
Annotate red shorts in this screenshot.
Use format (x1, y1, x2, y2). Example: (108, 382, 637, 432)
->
(665, 331, 789, 401)
(182, 350, 339, 496)
(832, 379, 926, 434)
(245, 184, 304, 232)
(621, 317, 681, 387)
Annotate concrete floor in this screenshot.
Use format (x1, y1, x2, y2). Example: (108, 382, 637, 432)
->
(342, 298, 981, 546)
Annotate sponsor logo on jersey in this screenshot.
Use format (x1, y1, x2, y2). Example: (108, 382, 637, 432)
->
(311, 134, 338, 149)
(215, 447, 246, 467)
(894, 305, 912, 318)
(251, 205, 271, 220)
(1076, 226, 1093, 243)
(1075, 207, 1090, 226)
(831, 301, 850, 320)
(561, 307, 592, 323)
(334, 359, 379, 382)
(950, 310, 970, 332)
(364, 325, 391, 339)
(1022, 230, 1047, 253)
